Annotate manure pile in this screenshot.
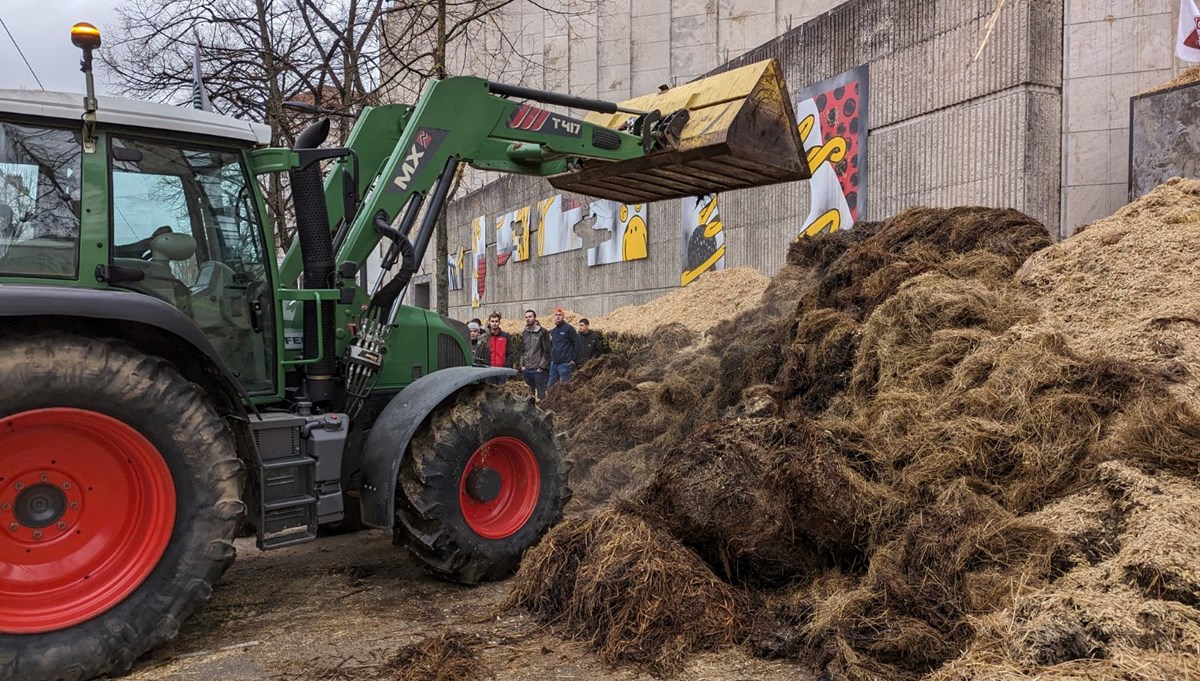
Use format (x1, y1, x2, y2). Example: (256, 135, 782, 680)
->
(514, 183, 1200, 680)
(594, 267, 770, 335)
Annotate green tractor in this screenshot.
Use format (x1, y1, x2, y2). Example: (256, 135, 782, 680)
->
(0, 22, 809, 681)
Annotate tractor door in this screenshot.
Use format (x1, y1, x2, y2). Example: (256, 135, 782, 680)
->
(106, 136, 277, 394)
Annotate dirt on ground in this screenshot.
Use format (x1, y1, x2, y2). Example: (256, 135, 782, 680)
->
(115, 532, 815, 681)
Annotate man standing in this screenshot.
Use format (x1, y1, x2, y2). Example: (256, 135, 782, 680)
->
(467, 321, 484, 365)
(548, 307, 580, 388)
(576, 318, 604, 367)
(480, 311, 516, 384)
(520, 309, 552, 400)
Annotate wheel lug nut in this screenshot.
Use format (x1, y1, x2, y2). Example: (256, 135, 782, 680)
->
(32, 530, 42, 540)
(8, 523, 17, 532)
(1, 503, 9, 511)
(56, 522, 67, 530)
(39, 473, 48, 482)
(13, 482, 23, 491)
(62, 482, 71, 490)
(70, 502, 79, 510)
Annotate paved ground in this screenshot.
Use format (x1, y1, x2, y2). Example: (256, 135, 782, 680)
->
(118, 531, 810, 680)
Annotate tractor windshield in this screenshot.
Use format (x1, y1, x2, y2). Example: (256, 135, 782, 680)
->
(108, 136, 276, 394)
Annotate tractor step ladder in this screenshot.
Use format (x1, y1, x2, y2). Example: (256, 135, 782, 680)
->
(250, 414, 319, 549)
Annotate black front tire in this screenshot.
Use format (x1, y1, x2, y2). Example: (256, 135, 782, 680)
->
(0, 334, 245, 681)
(394, 385, 571, 584)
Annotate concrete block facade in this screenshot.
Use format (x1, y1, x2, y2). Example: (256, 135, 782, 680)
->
(1061, 0, 1186, 235)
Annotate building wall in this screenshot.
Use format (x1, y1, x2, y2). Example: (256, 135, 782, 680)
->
(1061, 0, 1185, 235)
(437, 0, 1066, 323)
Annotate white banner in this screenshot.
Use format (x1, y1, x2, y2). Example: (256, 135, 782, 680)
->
(536, 195, 584, 256)
(1179, 0, 1200, 62)
(447, 246, 464, 291)
(495, 207, 530, 265)
(470, 215, 486, 308)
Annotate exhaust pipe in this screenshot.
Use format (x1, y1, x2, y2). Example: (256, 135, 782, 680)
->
(290, 118, 338, 403)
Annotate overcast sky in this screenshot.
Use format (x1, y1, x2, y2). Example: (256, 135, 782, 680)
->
(0, 0, 120, 94)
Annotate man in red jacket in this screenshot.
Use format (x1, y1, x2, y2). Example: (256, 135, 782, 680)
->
(474, 311, 516, 384)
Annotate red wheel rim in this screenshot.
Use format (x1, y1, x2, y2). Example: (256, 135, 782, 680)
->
(458, 437, 541, 540)
(0, 408, 176, 634)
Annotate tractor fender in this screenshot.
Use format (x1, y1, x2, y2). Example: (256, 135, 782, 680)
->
(359, 366, 519, 528)
(0, 285, 249, 414)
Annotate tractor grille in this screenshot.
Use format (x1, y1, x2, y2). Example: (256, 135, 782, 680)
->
(437, 333, 466, 369)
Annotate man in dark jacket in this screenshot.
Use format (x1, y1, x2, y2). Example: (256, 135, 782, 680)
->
(520, 309, 552, 400)
(548, 307, 580, 388)
(476, 311, 516, 384)
(468, 321, 487, 366)
(576, 318, 604, 366)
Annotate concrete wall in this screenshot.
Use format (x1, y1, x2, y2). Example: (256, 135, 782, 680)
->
(1061, 0, 1185, 235)
(435, 0, 1065, 323)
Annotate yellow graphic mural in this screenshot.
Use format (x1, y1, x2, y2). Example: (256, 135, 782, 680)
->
(496, 206, 531, 265)
(587, 200, 649, 266)
(681, 194, 725, 286)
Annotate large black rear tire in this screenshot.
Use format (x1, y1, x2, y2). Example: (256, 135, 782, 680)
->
(394, 385, 570, 584)
(0, 334, 245, 681)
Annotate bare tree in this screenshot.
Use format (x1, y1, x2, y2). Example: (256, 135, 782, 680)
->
(105, 0, 400, 250)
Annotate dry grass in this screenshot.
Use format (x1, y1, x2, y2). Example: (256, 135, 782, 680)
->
(387, 631, 493, 681)
(634, 418, 829, 586)
(1018, 177, 1200, 411)
(511, 198, 1200, 679)
(594, 267, 770, 336)
(927, 462, 1200, 680)
(506, 511, 744, 676)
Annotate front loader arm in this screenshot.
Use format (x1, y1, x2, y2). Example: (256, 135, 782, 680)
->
(280, 59, 808, 285)
(279, 76, 647, 286)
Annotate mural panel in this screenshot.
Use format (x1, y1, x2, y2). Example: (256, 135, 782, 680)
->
(681, 194, 725, 286)
(795, 64, 868, 237)
(495, 206, 531, 265)
(470, 215, 486, 308)
(586, 200, 648, 267)
(537, 195, 584, 256)
(447, 245, 464, 291)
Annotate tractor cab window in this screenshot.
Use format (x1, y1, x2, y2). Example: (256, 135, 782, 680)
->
(109, 137, 275, 394)
(0, 122, 82, 277)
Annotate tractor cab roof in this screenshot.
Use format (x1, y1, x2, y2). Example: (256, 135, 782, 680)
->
(0, 89, 272, 146)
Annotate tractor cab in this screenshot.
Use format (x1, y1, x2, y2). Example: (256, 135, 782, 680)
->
(0, 89, 280, 395)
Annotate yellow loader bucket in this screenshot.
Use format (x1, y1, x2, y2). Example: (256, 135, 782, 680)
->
(548, 59, 810, 202)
